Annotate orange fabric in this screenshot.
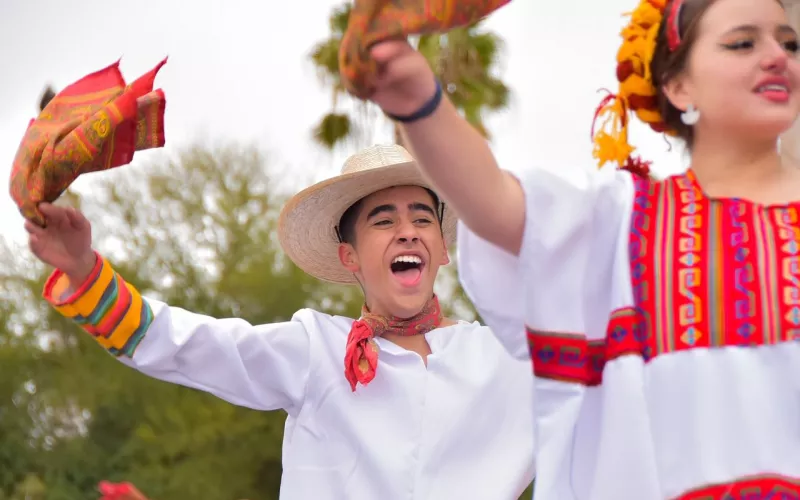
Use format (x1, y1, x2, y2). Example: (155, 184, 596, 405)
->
(339, 0, 511, 98)
(9, 59, 167, 226)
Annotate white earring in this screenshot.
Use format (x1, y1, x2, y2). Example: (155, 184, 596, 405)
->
(681, 104, 700, 126)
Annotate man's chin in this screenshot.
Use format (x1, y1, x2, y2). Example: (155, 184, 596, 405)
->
(387, 291, 434, 319)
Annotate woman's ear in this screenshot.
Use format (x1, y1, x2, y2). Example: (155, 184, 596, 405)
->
(661, 74, 694, 113)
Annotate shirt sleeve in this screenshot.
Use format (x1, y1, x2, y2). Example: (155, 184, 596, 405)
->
(458, 166, 634, 360)
(42, 253, 311, 416)
(458, 165, 636, 497)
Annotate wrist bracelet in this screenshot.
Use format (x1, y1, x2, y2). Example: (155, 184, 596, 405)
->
(386, 80, 443, 123)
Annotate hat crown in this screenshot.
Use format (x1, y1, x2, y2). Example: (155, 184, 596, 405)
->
(341, 144, 414, 175)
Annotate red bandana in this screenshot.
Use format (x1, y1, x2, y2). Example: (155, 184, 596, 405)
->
(344, 295, 443, 391)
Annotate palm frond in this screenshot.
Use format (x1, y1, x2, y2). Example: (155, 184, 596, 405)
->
(312, 113, 353, 150)
(307, 2, 511, 150)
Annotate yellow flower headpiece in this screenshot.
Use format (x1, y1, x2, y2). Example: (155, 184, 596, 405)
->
(591, 0, 682, 177)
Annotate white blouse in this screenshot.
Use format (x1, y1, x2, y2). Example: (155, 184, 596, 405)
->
(458, 165, 800, 499)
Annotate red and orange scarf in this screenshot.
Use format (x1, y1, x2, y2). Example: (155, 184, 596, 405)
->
(345, 295, 443, 391)
(9, 59, 167, 226)
(339, 0, 511, 98)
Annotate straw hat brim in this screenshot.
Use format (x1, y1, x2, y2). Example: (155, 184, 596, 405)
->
(277, 161, 458, 285)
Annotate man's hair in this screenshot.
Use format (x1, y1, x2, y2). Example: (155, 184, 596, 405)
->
(337, 187, 442, 245)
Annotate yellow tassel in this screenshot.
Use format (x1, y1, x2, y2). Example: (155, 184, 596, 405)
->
(592, 0, 672, 170)
(591, 95, 636, 168)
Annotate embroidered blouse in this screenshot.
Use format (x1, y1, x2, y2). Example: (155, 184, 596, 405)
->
(458, 166, 800, 500)
(43, 255, 536, 500)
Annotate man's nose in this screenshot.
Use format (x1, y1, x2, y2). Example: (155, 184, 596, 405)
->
(396, 221, 420, 243)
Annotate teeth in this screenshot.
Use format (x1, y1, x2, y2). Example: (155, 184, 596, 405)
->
(392, 255, 422, 264)
(759, 84, 787, 92)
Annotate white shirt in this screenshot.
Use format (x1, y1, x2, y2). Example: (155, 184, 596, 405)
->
(122, 299, 536, 499)
(457, 166, 800, 499)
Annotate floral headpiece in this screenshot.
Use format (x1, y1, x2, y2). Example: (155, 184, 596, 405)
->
(591, 0, 686, 176)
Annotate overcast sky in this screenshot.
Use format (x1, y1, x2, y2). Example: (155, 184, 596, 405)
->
(0, 0, 688, 246)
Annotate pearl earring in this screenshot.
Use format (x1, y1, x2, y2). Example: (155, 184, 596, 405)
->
(681, 104, 700, 126)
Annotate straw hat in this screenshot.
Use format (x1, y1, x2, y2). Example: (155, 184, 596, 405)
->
(278, 144, 458, 284)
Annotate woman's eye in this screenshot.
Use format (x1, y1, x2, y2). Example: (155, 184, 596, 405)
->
(784, 39, 799, 53)
(723, 40, 754, 50)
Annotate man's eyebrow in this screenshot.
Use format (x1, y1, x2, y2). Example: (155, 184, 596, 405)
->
(409, 202, 435, 215)
(366, 204, 396, 219)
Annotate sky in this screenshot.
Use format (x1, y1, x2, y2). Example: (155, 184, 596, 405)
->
(0, 0, 689, 247)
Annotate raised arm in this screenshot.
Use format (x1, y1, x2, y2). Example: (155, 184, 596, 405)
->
(28, 204, 310, 415)
(368, 41, 526, 256)
(402, 96, 525, 255)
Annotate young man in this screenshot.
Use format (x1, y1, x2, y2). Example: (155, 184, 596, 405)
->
(27, 144, 535, 500)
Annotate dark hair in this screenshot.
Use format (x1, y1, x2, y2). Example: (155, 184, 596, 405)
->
(39, 86, 56, 111)
(649, 0, 714, 148)
(650, 0, 785, 148)
(336, 187, 441, 245)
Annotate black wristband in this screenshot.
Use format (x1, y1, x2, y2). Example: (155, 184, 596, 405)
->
(386, 80, 443, 123)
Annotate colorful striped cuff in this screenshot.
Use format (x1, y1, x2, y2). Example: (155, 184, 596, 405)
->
(43, 252, 154, 358)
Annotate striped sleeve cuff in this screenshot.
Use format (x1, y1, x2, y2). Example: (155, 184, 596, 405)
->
(42, 252, 154, 358)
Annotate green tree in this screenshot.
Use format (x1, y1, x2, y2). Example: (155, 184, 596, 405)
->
(309, 3, 510, 150)
(0, 144, 362, 499)
(11, 474, 46, 500)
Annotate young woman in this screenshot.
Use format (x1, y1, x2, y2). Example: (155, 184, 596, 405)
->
(360, 0, 800, 497)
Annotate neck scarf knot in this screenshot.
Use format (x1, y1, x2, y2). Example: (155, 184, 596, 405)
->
(344, 295, 442, 391)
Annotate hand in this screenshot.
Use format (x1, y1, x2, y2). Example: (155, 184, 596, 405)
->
(367, 40, 439, 117)
(25, 202, 96, 283)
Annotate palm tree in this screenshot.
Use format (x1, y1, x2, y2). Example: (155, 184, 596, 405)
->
(309, 3, 511, 150)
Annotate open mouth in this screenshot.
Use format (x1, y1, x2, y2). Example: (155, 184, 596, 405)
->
(390, 255, 424, 287)
(756, 83, 790, 102)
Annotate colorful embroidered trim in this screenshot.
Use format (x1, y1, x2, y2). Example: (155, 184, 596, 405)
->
(632, 173, 800, 351)
(43, 252, 153, 358)
(529, 173, 800, 386)
(527, 307, 641, 386)
(675, 474, 800, 500)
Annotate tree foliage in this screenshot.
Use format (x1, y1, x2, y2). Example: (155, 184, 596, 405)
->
(309, 3, 511, 150)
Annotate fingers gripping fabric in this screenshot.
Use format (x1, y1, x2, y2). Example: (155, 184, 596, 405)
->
(339, 0, 511, 98)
